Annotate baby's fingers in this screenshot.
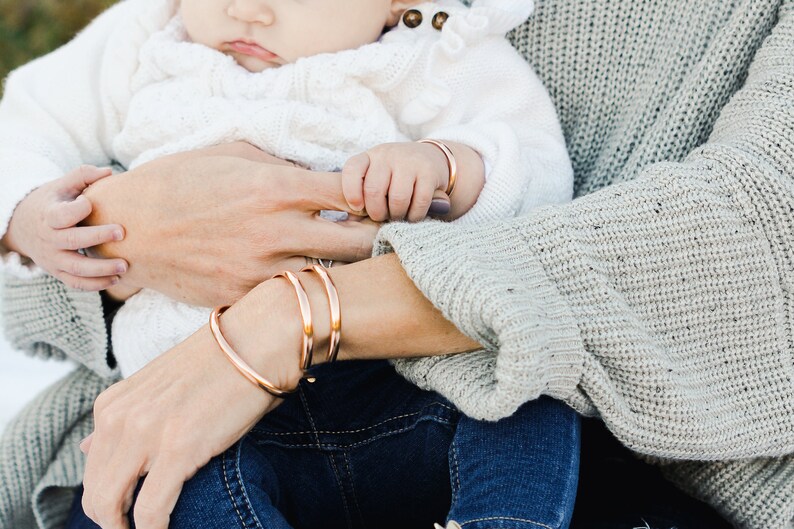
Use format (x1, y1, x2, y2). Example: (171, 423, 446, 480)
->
(53, 270, 120, 292)
(62, 165, 113, 196)
(54, 224, 125, 251)
(47, 195, 93, 229)
(54, 251, 128, 279)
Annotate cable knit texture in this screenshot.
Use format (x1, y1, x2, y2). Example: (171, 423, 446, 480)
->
(1, 0, 793, 528)
(0, 0, 571, 378)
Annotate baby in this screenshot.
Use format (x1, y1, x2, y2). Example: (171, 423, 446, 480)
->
(0, 0, 575, 527)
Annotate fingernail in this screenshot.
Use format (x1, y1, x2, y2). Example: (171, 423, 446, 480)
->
(428, 199, 451, 216)
(112, 229, 124, 241)
(111, 276, 120, 285)
(116, 263, 127, 274)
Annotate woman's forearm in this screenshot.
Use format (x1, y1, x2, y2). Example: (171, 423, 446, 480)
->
(220, 253, 481, 380)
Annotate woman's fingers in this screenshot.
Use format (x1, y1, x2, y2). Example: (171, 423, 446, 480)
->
(80, 433, 94, 454)
(133, 461, 188, 529)
(82, 427, 121, 525)
(341, 153, 370, 213)
(299, 217, 381, 263)
(287, 170, 371, 214)
(53, 224, 125, 250)
(93, 448, 142, 529)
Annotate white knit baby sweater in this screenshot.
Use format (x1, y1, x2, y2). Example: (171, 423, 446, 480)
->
(0, 0, 571, 378)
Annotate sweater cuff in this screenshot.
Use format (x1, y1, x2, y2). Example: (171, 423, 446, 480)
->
(374, 219, 587, 421)
(1, 273, 117, 378)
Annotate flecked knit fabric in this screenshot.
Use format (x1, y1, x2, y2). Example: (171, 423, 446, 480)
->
(1, 1, 793, 528)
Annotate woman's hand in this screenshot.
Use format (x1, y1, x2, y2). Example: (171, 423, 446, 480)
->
(80, 278, 303, 529)
(79, 253, 482, 528)
(84, 143, 379, 306)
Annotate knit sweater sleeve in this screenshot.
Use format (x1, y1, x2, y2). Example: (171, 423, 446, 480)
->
(375, 3, 794, 462)
(0, 0, 148, 377)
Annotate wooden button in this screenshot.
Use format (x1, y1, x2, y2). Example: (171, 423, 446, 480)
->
(432, 11, 449, 30)
(403, 9, 423, 28)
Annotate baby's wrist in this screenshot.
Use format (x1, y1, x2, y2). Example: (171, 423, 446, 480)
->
(424, 140, 485, 220)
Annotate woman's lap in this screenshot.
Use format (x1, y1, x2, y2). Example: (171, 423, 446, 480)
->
(69, 360, 735, 529)
(68, 360, 459, 529)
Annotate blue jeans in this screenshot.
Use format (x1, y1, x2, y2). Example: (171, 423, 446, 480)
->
(66, 360, 580, 529)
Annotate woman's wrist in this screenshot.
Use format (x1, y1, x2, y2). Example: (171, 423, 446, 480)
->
(217, 277, 322, 390)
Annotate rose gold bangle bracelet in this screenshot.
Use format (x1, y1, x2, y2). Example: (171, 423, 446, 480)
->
(301, 264, 342, 363)
(209, 306, 296, 398)
(273, 270, 316, 374)
(418, 138, 457, 196)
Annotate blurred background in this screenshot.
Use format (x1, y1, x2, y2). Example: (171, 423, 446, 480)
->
(0, 1, 114, 433)
(0, 0, 114, 88)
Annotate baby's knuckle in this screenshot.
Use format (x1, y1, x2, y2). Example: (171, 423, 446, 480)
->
(68, 260, 84, 277)
(67, 278, 85, 291)
(363, 185, 383, 199)
(389, 194, 411, 207)
(64, 230, 80, 250)
(412, 194, 432, 209)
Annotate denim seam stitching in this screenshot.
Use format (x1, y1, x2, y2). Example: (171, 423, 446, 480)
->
(253, 415, 455, 450)
(253, 402, 456, 436)
(328, 452, 354, 529)
(460, 516, 554, 529)
(233, 442, 264, 529)
(342, 451, 365, 528)
(449, 436, 461, 507)
(222, 447, 249, 529)
(300, 387, 353, 529)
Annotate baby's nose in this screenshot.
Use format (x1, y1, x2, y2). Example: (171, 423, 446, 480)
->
(227, 0, 275, 25)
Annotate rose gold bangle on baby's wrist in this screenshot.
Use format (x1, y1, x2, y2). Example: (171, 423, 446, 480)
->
(418, 138, 457, 196)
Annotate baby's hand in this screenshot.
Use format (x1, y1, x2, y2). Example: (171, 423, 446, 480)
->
(342, 142, 450, 222)
(7, 165, 128, 291)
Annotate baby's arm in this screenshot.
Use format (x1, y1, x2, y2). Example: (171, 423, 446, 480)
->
(342, 141, 485, 222)
(2, 165, 128, 291)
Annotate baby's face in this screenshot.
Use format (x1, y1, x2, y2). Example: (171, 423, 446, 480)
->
(181, 0, 404, 72)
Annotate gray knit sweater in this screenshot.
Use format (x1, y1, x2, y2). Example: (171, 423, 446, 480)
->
(2, 1, 793, 528)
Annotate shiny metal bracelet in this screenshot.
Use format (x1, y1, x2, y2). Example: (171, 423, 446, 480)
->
(209, 306, 298, 398)
(418, 138, 458, 196)
(301, 264, 342, 363)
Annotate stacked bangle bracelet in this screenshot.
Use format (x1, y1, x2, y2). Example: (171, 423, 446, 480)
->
(209, 306, 297, 397)
(302, 264, 342, 363)
(273, 270, 316, 374)
(208, 266, 342, 398)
